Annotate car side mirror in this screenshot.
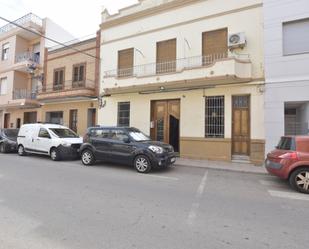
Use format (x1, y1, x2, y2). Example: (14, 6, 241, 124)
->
(123, 137, 130, 143)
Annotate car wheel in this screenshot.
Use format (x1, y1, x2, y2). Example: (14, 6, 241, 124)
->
(50, 148, 61, 161)
(134, 155, 151, 173)
(18, 145, 26, 156)
(81, 149, 95, 166)
(289, 167, 309, 194)
(0, 143, 7, 153)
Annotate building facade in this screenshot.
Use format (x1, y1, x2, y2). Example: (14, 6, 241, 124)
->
(264, 0, 309, 153)
(37, 34, 100, 135)
(99, 0, 265, 164)
(0, 13, 75, 129)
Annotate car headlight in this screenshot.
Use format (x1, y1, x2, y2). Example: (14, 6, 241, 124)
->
(61, 142, 71, 147)
(148, 145, 164, 154)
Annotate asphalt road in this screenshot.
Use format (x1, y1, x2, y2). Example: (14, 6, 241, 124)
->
(0, 153, 309, 249)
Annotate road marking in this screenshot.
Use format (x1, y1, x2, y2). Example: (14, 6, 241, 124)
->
(141, 174, 179, 181)
(187, 170, 208, 226)
(268, 190, 309, 201)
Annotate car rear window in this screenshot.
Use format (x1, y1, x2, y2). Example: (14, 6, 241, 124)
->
(277, 137, 296, 150)
(3, 129, 19, 138)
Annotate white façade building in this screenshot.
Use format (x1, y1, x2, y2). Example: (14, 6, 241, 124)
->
(264, 0, 309, 152)
(99, 0, 265, 164)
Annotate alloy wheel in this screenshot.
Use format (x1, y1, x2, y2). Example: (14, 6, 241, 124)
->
(82, 151, 92, 165)
(135, 157, 149, 172)
(18, 145, 24, 156)
(295, 171, 309, 191)
(51, 150, 57, 161)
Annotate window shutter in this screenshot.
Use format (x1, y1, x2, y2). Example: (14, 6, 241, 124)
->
(118, 48, 134, 77)
(156, 39, 176, 73)
(202, 28, 228, 63)
(79, 65, 84, 81)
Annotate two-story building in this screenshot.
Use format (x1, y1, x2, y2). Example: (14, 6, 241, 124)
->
(37, 34, 100, 135)
(99, 0, 265, 164)
(264, 0, 309, 152)
(0, 13, 75, 129)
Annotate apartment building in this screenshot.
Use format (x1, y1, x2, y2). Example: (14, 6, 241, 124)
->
(37, 34, 100, 135)
(99, 0, 265, 164)
(0, 13, 74, 129)
(264, 0, 309, 153)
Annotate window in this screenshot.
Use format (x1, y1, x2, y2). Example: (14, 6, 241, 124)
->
(110, 129, 130, 142)
(72, 63, 86, 87)
(1, 43, 9, 60)
(90, 129, 110, 138)
(205, 96, 225, 138)
(156, 38, 176, 74)
(117, 102, 130, 127)
(118, 48, 134, 77)
(53, 68, 65, 90)
(0, 77, 7, 95)
(46, 111, 63, 125)
(202, 28, 228, 65)
(38, 128, 51, 139)
(283, 18, 309, 55)
(69, 109, 78, 132)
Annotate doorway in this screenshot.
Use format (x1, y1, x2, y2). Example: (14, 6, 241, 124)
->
(150, 99, 180, 152)
(87, 108, 96, 128)
(4, 113, 10, 128)
(232, 95, 250, 156)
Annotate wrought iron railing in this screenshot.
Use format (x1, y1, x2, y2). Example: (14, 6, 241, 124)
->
(15, 52, 40, 64)
(38, 80, 96, 94)
(0, 13, 42, 35)
(104, 53, 250, 78)
(13, 89, 37, 100)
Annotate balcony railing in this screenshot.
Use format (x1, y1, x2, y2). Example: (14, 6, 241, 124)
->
(0, 13, 42, 35)
(15, 52, 40, 64)
(13, 89, 37, 100)
(38, 80, 96, 94)
(104, 53, 249, 78)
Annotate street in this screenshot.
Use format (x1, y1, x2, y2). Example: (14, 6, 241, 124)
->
(0, 153, 309, 249)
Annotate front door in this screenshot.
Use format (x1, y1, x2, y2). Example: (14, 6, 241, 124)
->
(151, 99, 180, 152)
(4, 113, 10, 128)
(232, 95, 250, 155)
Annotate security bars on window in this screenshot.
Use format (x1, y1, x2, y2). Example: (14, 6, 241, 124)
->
(205, 96, 224, 138)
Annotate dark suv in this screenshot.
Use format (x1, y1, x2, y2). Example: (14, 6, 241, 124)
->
(80, 127, 177, 173)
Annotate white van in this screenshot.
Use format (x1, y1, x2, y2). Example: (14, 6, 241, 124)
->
(17, 123, 83, 161)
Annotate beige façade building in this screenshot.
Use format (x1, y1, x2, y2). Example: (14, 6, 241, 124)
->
(36, 34, 101, 135)
(99, 0, 265, 164)
(0, 13, 75, 130)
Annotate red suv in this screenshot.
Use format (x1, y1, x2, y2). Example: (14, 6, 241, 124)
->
(266, 136, 309, 194)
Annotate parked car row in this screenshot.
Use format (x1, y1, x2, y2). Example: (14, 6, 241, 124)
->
(0, 123, 177, 174)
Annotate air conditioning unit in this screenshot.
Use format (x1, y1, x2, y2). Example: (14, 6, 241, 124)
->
(228, 32, 246, 49)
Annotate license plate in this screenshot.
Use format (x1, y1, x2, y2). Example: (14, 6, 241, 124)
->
(170, 157, 176, 163)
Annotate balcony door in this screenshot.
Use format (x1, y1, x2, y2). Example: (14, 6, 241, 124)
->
(150, 99, 180, 152)
(202, 28, 228, 65)
(156, 39, 176, 74)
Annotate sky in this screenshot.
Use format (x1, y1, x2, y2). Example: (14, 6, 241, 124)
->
(0, 0, 138, 39)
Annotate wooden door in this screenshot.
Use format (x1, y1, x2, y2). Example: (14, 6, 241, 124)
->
(69, 109, 78, 132)
(232, 95, 250, 155)
(151, 99, 180, 151)
(4, 113, 10, 128)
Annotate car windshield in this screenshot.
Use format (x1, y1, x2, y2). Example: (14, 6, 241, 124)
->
(3, 129, 19, 138)
(49, 128, 79, 138)
(129, 131, 150, 142)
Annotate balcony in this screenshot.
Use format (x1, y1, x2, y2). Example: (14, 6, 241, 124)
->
(0, 13, 43, 39)
(103, 53, 252, 94)
(37, 80, 97, 102)
(1, 89, 40, 109)
(13, 52, 40, 73)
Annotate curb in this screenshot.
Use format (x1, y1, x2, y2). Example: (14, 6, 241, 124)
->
(174, 161, 267, 175)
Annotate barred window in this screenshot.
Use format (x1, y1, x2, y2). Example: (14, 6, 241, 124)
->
(205, 96, 224, 138)
(118, 102, 130, 127)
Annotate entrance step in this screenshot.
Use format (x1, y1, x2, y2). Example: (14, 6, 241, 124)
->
(232, 155, 251, 164)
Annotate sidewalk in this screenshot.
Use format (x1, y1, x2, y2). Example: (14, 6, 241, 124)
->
(175, 158, 267, 175)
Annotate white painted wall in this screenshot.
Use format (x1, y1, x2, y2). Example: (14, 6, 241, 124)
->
(264, 0, 309, 152)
